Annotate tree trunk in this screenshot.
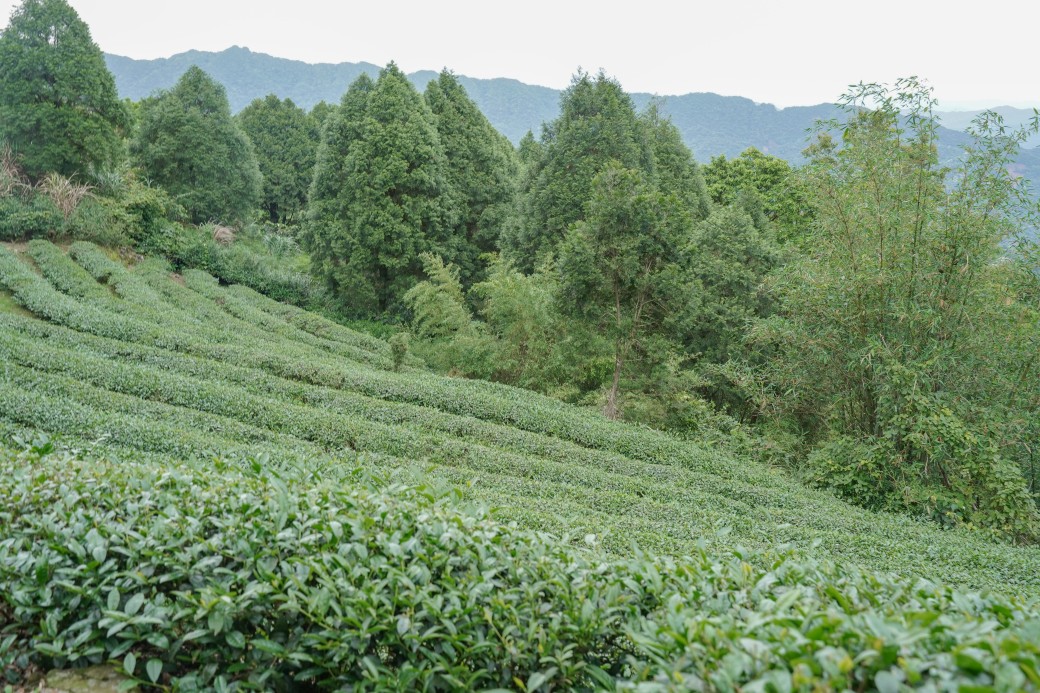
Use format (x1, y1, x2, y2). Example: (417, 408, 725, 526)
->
(604, 347, 624, 421)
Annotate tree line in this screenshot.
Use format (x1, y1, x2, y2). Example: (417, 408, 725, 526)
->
(2, 0, 1039, 541)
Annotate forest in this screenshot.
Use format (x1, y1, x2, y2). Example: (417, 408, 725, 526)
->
(2, 0, 1040, 690)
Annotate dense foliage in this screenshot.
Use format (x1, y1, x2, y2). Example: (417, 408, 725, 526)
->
(425, 70, 519, 285)
(2, 242, 1039, 587)
(4, 443, 1040, 690)
(502, 71, 653, 270)
(132, 66, 261, 224)
(236, 94, 318, 224)
(0, 0, 128, 180)
(4, 2, 1040, 685)
(758, 80, 1040, 540)
(305, 65, 458, 315)
(559, 163, 693, 419)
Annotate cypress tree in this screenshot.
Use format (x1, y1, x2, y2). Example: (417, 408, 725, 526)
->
(0, 0, 129, 179)
(305, 64, 458, 316)
(502, 71, 650, 271)
(425, 71, 518, 285)
(237, 95, 316, 224)
(132, 66, 261, 224)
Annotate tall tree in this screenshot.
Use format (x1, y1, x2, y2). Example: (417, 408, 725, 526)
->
(503, 71, 650, 271)
(131, 66, 261, 224)
(304, 64, 458, 316)
(425, 70, 518, 285)
(558, 163, 691, 420)
(237, 94, 316, 223)
(702, 148, 811, 242)
(763, 79, 1040, 538)
(642, 103, 711, 222)
(682, 206, 780, 364)
(0, 0, 129, 179)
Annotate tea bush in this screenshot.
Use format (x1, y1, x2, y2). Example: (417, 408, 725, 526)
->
(2, 444, 1040, 690)
(4, 244, 1040, 605)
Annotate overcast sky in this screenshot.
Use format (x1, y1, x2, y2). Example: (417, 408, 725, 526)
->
(3, 0, 1038, 109)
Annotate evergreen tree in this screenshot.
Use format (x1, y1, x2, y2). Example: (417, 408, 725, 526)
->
(308, 101, 337, 132)
(681, 206, 780, 364)
(305, 64, 458, 316)
(425, 70, 518, 285)
(558, 163, 692, 420)
(642, 104, 711, 222)
(702, 148, 811, 242)
(237, 94, 316, 223)
(503, 71, 650, 271)
(0, 0, 129, 179)
(305, 75, 372, 306)
(131, 66, 261, 224)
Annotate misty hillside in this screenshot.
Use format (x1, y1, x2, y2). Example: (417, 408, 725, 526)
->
(105, 47, 1040, 185)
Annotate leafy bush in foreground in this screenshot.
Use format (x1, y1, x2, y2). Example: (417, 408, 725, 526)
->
(2, 444, 1040, 691)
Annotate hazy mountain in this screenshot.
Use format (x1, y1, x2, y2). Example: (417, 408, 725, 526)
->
(104, 47, 561, 144)
(936, 106, 1040, 148)
(104, 47, 1040, 187)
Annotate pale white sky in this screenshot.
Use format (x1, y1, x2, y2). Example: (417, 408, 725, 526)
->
(3, 0, 1038, 109)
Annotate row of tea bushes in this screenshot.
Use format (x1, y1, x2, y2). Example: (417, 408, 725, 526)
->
(4, 246, 1040, 594)
(2, 443, 1039, 691)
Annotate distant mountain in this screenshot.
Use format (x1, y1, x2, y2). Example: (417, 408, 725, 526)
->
(104, 47, 561, 145)
(104, 47, 1040, 187)
(935, 106, 1040, 148)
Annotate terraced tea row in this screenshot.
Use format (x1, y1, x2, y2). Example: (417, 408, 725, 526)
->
(2, 241, 1040, 599)
(5, 446, 1039, 690)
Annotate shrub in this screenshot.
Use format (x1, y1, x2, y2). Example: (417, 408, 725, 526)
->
(0, 193, 62, 240)
(3, 443, 1040, 690)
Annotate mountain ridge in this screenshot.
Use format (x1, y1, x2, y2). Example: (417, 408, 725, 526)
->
(104, 47, 1040, 179)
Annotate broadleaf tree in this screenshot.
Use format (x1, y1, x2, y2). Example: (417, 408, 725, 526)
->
(761, 79, 1040, 539)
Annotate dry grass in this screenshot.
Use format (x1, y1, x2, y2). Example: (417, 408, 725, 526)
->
(36, 172, 93, 220)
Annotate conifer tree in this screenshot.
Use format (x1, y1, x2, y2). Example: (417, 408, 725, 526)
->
(425, 70, 518, 285)
(0, 0, 129, 179)
(642, 104, 711, 222)
(503, 71, 650, 271)
(131, 66, 261, 224)
(558, 163, 692, 420)
(237, 95, 316, 223)
(305, 64, 458, 316)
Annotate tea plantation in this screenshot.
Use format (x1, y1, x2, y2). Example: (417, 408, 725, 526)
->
(3, 241, 1040, 690)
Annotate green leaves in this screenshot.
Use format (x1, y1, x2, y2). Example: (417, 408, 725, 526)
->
(145, 658, 162, 683)
(131, 66, 261, 224)
(765, 79, 1040, 540)
(305, 65, 461, 317)
(0, 0, 128, 180)
(237, 95, 317, 224)
(4, 444, 1040, 689)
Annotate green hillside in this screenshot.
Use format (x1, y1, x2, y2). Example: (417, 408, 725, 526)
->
(0, 238, 1036, 589)
(3, 240, 1040, 687)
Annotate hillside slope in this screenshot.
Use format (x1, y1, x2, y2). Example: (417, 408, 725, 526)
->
(2, 240, 1039, 599)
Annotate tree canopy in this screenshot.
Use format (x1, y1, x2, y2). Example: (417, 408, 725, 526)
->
(131, 66, 261, 224)
(0, 0, 129, 180)
(237, 94, 317, 224)
(761, 79, 1040, 539)
(305, 64, 459, 316)
(425, 70, 518, 285)
(558, 163, 693, 419)
(503, 71, 651, 270)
